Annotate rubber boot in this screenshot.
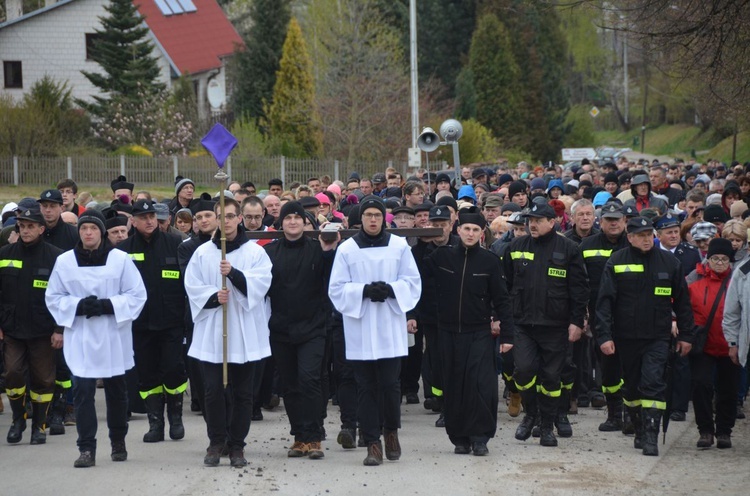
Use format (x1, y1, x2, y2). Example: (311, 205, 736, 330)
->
(599, 394, 624, 432)
(622, 408, 635, 435)
(539, 415, 558, 447)
(143, 394, 165, 443)
(641, 408, 661, 456)
(555, 390, 573, 438)
(48, 386, 66, 436)
(165, 393, 185, 440)
(515, 390, 537, 441)
(628, 406, 643, 449)
(30, 401, 50, 445)
(6, 395, 27, 444)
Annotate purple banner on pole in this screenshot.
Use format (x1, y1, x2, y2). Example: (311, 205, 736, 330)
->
(201, 123, 238, 168)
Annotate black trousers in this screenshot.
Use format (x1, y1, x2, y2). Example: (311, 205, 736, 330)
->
(271, 336, 325, 443)
(690, 353, 741, 436)
(253, 356, 275, 409)
(617, 339, 668, 409)
(671, 354, 691, 413)
(133, 328, 187, 397)
(331, 316, 357, 429)
(401, 327, 423, 394)
(185, 320, 204, 410)
(320, 330, 333, 424)
(440, 330, 498, 445)
(352, 358, 401, 444)
(73, 375, 128, 453)
(514, 326, 568, 417)
(421, 323, 443, 398)
(501, 348, 518, 393)
(201, 361, 256, 449)
(597, 347, 624, 396)
(3, 335, 56, 400)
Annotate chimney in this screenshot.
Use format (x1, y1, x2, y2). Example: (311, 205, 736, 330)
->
(5, 0, 23, 21)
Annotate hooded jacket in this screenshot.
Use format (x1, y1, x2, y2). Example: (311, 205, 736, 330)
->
(687, 262, 731, 357)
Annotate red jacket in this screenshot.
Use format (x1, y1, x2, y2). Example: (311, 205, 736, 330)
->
(687, 263, 731, 357)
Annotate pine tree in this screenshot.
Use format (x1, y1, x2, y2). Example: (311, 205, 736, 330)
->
(78, 0, 164, 115)
(231, 0, 291, 124)
(266, 18, 322, 158)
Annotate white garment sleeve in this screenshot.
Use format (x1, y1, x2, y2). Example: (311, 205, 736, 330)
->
(387, 244, 422, 315)
(45, 257, 80, 329)
(328, 249, 366, 319)
(109, 256, 147, 325)
(230, 247, 273, 313)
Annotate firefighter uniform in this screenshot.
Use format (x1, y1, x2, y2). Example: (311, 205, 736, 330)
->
(0, 207, 63, 445)
(503, 202, 588, 446)
(579, 203, 630, 431)
(596, 217, 694, 456)
(117, 200, 187, 443)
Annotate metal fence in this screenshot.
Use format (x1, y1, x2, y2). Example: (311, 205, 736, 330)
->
(0, 155, 415, 190)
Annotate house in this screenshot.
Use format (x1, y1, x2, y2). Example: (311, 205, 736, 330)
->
(0, 0, 244, 118)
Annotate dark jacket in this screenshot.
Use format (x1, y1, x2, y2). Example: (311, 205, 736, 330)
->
(43, 220, 78, 251)
(595, 245, 694, 345)
(116, 228, 185, 331)
(503, 230, 589, 329)
(580, 230, 630, 309)
(426, 241, 514, 341)
(264, 236, 334, 344)
(0, 238, 63, 338)
(409, 235, 459, 325)
(662, 242, 702, 276)
(563, 226, 600, 245)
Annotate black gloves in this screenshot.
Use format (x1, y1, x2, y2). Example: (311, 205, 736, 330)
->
(76, 296, 115, 319)
(363, 282, 395, 302)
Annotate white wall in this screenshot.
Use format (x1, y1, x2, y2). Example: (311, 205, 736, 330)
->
(0, 0, 172, 105)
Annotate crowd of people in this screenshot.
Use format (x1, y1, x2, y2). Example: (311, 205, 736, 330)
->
(0, 155, 749, 468)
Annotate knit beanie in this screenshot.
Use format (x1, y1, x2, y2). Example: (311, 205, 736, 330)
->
(508, 181, 527, 200)
(175, 177, 195, 196)
(279, 201, 307, 224)
(707, 237, 735, 262)
(78, 209, 106, 236)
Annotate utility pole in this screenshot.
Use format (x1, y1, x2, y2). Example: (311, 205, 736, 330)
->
(409, 0, 420, 167)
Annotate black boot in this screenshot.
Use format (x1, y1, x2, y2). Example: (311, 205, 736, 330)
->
(599, 394, 624, 432)
(165, 393, 185, 440)
(30, 401, 50, 445)
(641, 408, 661, 456)
(48, 386, 66, 436)
(143, 394, 165, 443)
(6, 395, 27, 444)
(628, 406, 643, 449)
(515, 390, 537, 441)
(539, 415, 558, 447)
(622, 408, 635, 435)
(555, 390, 573, 438)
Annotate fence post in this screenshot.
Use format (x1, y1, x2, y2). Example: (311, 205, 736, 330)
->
(120, 155, 126, 176)
(227, 155, 232, 180)
(173, 156, 179, 180)
(334, 160, 340, 182)
(67, 157, 73, 179)
(280, 156, 286, 186)
(13, 156, 19, 186)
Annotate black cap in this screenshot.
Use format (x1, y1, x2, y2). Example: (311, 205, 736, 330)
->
(436, 173, 451, 184)
(703, 204, 729, 224)
(38, 189, 63, 205)
(16, 206, 44, 224)
(16, 197, 38, 211)
(384, 187, 402, 198)
(623, 205, 638, 217)
(111, 175, 134, 193)
(436, 195, 458, 211)
(600, 203, 624, 219)
(414, 201, 433, 213)
(501, 202, 522, 214)
(428, 206, 451, 221)
(278, 201, 306, 224)
(627, 216, 654, 234)
(655, 212, 680, 230)
(105, 211, 129, 230)
(471, 168, 487, 179)
(359, 195, 386, 217)
(523, 201, 556, 219)
(132, 199, 156, 216)
(391, 205, 415, 216)
(299, 196, 321, 209)
(189, 192, 216, 215)
(707, 238, 735, 262)
(458, 206, 487, 229)
(372, 173, 386, 184)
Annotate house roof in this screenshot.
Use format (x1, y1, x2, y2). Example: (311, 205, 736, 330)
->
(136, 0, 245, 75)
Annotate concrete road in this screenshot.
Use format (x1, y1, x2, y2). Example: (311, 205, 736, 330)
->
(1, 392, 747, 496)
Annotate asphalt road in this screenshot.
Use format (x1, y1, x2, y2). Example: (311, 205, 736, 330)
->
(1, 391, 747, 496)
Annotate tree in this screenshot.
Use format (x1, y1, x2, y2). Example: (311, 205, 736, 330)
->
(265, 18, 323, 158)
(78, 0, 164, 116)
(230, 0, 291, 124)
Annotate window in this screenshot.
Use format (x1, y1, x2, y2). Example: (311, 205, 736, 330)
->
(85, 34, 102, 61)
(3, 61, 22, 89)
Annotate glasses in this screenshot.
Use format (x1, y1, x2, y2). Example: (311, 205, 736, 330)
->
(244, 215, 263, 221)
(362, 212, 383, 219)
(708, 256, 730, 265)
(219, 213, 238, 220)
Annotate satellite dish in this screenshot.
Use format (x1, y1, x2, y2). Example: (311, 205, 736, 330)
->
(207, 79, 225, 109)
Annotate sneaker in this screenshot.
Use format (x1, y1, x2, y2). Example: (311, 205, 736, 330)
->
(716, 434, 732, 449)
(229, 447, 247, 467)
(74, 451, 96, 468)
(384, 430, 401, 461)
(471, 441, 489, 456)
(64, 405, 76, 426)
(308, 441, 324, 459)
(288, 441, 309, 458)
(508, 393, 522, 418)
(363, 441, 383, 466)
(405, 392, 419, 404)
(111, 440, 128, 461)
(697, 432, 714, 449)
(336, 428, 356, 449)
(669, 411, 686, 422)
(204, 444, 222, 466)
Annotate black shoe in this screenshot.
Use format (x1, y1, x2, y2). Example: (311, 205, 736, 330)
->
(143, 394, 165, 443)
(737, 404, 746, 420)
(111, 440, 128, 461)
(555, 414, 573, 438)
(621, 410, 635, 435)
(589, 392, 607, 408)
(251, 408, 263, 421)
(405, 392, 419, 404)
(204, 444, 222, 466)
(166, 394, 185, 440)
(697, 432, 714, 449)
(435, 413, 445, 428)
(669, 410, 686, 422)
(599, 416, 623, 432)
(357, 429, 366, 448)
(262, 394, 280, 411)
(471, 442, 489, 456)
(74, 451, 96, 468)
(515, 415, 536, 441)
(190, 399, 201, 413)
(454, 443, 471, 455)
(229, 447, 247, 467)
(424, 398, 437, 411)
(539, 426, 557, 447)
(7, 419, 25, 444)
(577, 395, 590, 408)
(29, 426, 46, 445)
(336, 428, 356, 449)
(716, 434, 732, 449)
